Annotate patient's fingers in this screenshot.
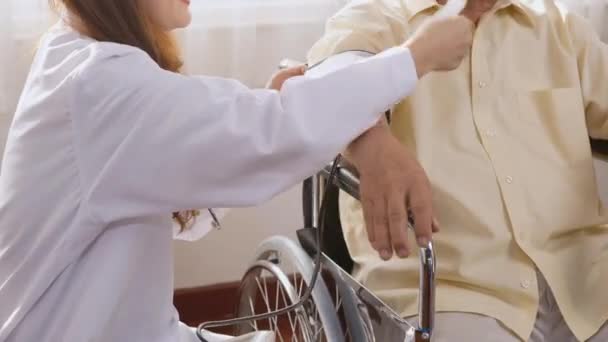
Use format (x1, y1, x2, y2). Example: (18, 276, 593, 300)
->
(408, 181, 434, 247)
(361, 194, 376, 246)
(373, 195, 393, 260)
(387, 190, 409, 258)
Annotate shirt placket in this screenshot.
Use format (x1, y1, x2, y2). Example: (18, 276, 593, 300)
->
(469, 16, 538, 299)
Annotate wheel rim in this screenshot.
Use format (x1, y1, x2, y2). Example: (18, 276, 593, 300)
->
(236, 259, 323, 341)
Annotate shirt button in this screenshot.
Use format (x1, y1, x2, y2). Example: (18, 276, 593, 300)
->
(505, 176, 513, 184)
(521, 280, 531, 289)
(478, 81, 487, 88)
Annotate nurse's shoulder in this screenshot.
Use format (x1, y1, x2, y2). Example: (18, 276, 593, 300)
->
(36, 24, 149, 84)
(69, 35, 160, 93)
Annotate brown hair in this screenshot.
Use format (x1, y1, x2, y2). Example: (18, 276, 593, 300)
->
(52, 0, 197, 231)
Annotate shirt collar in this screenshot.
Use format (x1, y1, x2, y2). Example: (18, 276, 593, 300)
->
(404, 0, 536, 27)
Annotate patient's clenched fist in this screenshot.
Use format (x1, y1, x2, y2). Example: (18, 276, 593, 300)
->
(266, 65, 307, 91)
(404, 15, 474, 77)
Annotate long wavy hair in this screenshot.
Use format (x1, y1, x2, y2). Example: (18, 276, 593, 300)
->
(51, 0, 198, 231)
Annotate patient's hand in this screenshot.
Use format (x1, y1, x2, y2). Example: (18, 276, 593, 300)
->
(266, 65, 307, 90)
(346, 121, 439, 261)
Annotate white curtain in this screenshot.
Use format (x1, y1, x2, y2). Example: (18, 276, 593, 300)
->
(557, 0, 608, 42)
(0, 0, 57, 155)
(179, 0, 346, 86)
(0, 0, 346, 157)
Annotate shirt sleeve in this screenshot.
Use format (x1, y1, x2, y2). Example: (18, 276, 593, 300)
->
(307, 0, 404, 65)
(566, 12, 608, 139)
(72, 44, 418, 225)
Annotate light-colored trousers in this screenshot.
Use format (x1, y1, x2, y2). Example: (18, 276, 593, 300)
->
(408, 272, 608, 342)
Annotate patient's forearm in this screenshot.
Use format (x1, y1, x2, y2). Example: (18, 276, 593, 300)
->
(344, 117, 390, 170)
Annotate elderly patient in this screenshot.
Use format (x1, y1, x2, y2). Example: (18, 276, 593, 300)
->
(308, 0, 608, 341)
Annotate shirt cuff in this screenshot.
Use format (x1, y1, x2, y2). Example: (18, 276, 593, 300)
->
(373, 46, 419, 102)
(173, 208, 229, 241)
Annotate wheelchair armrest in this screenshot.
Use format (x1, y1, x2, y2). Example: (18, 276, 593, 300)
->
(296, 227, 318, 259)
(319, 161, 360, 200)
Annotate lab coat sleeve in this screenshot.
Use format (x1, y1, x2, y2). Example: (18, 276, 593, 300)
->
(72, 44, 418, 225)
(565, 12, 608, 139)
(307, 0, 406, 65)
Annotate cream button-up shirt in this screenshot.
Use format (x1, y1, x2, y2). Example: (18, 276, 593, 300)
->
(308, 0, 608, 340)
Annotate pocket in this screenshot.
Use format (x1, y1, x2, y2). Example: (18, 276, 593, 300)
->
(516, 87, 584, 127)
(513, 87, 591, 168)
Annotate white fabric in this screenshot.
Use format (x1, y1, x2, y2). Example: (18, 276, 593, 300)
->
(0, 23, 418, 342)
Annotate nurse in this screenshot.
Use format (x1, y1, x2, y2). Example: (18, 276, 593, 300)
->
(0, 0, 473, 341)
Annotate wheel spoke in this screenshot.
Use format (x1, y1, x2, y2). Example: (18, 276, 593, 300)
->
(255, 277, 273, 331)
(249, 297, 258, 331)
(279, 285, 297, 333)
(298, 276, 306, 298)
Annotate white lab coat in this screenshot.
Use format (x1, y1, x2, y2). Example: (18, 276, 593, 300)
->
(0, 23, 418, 342)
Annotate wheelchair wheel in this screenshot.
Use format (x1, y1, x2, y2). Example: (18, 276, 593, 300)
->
(235, 236, 345, 342)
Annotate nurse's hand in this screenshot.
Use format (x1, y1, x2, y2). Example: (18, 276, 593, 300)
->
(403, 15, 474, 78)
(345, 120, 439, 261)
(266, 65, 307, 90)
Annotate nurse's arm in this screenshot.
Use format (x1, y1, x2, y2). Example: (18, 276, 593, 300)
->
(72, 46, 418, 225)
